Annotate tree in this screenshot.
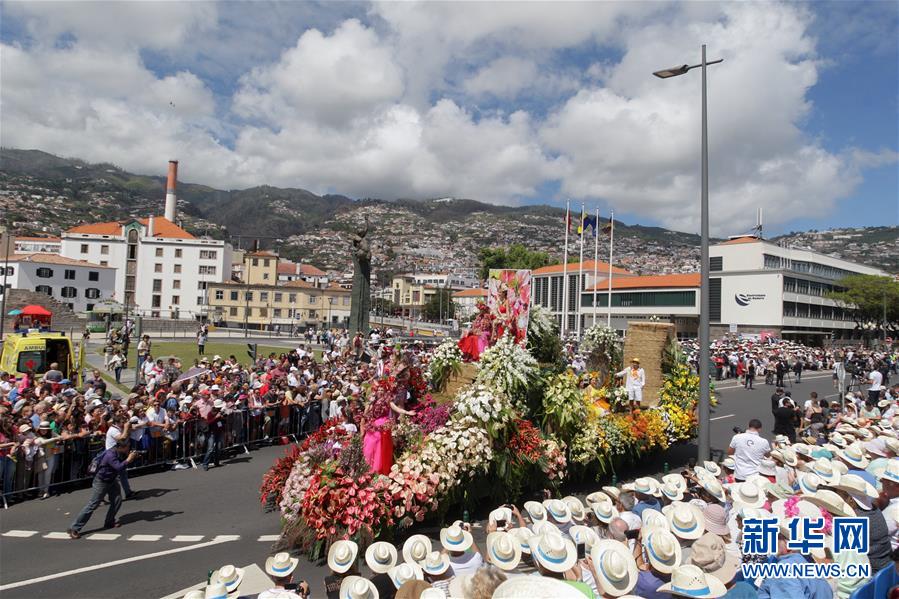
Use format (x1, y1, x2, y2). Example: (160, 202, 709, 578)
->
(422, 288, 456, 321)
(477, 244, 554, 281)
(372, 297, 397, 315)
(828, 274, 899, 332)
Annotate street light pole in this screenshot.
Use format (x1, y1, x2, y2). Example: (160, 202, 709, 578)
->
(654, 45, 723, 463)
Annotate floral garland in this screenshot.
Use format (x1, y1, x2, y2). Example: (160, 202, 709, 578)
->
(427, 339, 463, 392)
(456, 384, 514, 437)
(474, 334, 538, 406)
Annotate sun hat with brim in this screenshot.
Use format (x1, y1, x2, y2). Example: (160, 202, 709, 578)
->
(737, 506, 771, 521)
(563, 496, 587, 523)
(764, 482, 794, 501)
(879, 459, 899, 483)
(531, 533, 577, 573)
(592, 498, 619, 524)
(630, 477, 662, 497)
(663, 473, 688, 492)
(774, 434, 791, 446)
(486, 531, 522, 571)
(838, 444, 870, 469)
(18, 424, 32, 434)
(365, 541, 398, 573)
(757, 459, 777, 477)
(832, 460, 849, 475)
(721, 457, 735, 471)
(811, 459, 841, 485)
(831, 474, 878, 509)
(489, 507, 513, 525)
(492, 576, 586, 599)
(328, 540, 359, 574)
(688, 533, 740, 585)
(401, 535, 431, 565)
(703, 462, 722, 478)
(856, 428, 875, 441)
(692, 466, 711, 483)
(544, 499, 572, 524)
(523, 500, 547, 522)
(265, 552, 300, 578)
(702, 504, 730, 537)
(641, 508, 669, 532)
(701, 479, 727, 504)
(729, 482, 765, 509)
(602, 485, 622, 500)
(665, 503, 705, 541)
(210, 565, 244, 594)
(586, 491, 613, 508)
(439, 524, 473, 552)
(387, 562, 423, 589)
(183, 590, 205, 599)
(591, 540, 639, 597)
(339, 575, 378, 599)
(865, 439, 889, 458)
(793, 443, 814, 459)
(829, 433, 849, 448)
(421, 550, 450, 576)
(661, 481, 685, 502)
(419, 588, 445, 599)
(644, 529, 682, 574)
(805, 489, 856, 517)
(204, 582, 229, 599)
(532, 520, 562, 537)
(508, 527, 534, 555)
(569, 525, 600, 550)
(657, 564, 727, 598)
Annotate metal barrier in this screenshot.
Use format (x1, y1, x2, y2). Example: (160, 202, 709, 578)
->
(1, 405, 327, 508)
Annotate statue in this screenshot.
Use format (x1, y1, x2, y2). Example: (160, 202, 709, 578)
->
(348, 217, 372, 337)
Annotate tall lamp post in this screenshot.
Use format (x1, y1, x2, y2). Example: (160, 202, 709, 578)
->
(654, 45, 723, 462)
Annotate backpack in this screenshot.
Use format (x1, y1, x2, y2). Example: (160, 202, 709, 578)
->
(87, 450, 105, 476)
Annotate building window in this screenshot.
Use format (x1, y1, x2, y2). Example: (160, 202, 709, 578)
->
(343, 296, 350, 305)
(309, 295, 317, 304)
(174, 264, 182, 274)
(153, 279, 162, 292)
(155, 248, 163, 257)
(197, 296, 204, 306)
(152, 295, 161, 308)
(172, 280, 181, 290)
(175, 249, 182, 258)
(199, 265, 216, 275)
(100, 245, 109, 255)
(230, 291, 238, 301)
(245, 291, 253, 301)
(215, 290, 224, 300)
(274, 293, 282, 303)
(259, 307, 267, 318)
(3, 266, 14, 276)
(64, 269, 76, 280)
(61, 286, 77, 298)
(289, 293, 297, 303)
(252, 258, 259, 266)
(709, 257, 723, 271)
(171, 295, 180, 306)
(263, 259, 270, 267)
(86, 303, 94, 311)
(229, 306, 238, 316)
(263, 273, 270, 280)
(80, 244, 88, 254)
(88, 271, 99, 281)
(274, 308, 282, 318)
(100, 261, 108, 267)
(198, 281, 207, 290)
(35, 285, 52, 295)
(260, 292, 269, 302)
(128, 245, 137, 260)
(85, 288, 101, 299)
(200, 250, 217, 260)
(36, 267, 53, 278)
(155, 263, 162, 273)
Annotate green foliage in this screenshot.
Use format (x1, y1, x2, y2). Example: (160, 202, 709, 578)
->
(829, 274, 899, 331)
(422, 288, 456, 321)
(540, 372, 587, 440)
(477, 244, 553, 281)
(526, 304, 564, 366)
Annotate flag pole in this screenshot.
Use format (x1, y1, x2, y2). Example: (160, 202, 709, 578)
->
(592, 206, 599, 329)
(577, 202, 585, 339)
(561, 200, 570, 338)
(606, 210, 614, 328)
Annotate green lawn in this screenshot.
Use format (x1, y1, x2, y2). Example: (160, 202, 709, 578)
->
(96, 341, 295, 369)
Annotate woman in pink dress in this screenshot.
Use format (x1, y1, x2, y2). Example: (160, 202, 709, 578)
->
(361, 353, 416, 474)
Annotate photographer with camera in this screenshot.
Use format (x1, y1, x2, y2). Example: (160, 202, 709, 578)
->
(68, 439, 140, 538)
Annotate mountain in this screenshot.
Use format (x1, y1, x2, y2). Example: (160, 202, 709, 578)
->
(771, 227, 899, 275)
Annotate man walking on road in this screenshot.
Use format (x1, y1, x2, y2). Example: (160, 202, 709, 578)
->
(770, 387, 785, 414)
(68, 439, 139, 538)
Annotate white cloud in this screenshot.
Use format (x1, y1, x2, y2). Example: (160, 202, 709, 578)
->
(463, 57, 539, 98)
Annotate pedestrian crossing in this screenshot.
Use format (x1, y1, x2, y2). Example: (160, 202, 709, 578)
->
(1, 530, 280, 543)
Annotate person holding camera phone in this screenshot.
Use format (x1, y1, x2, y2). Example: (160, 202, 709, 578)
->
(68, 439, 139, 538)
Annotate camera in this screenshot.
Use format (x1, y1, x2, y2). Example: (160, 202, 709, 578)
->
(732, 426, 744, 434)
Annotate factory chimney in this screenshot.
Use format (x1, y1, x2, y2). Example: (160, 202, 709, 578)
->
(164, 160, 178, 221)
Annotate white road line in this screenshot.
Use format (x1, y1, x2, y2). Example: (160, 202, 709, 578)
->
(710, 414, 735, 421)
(0, 537, 238, 591)
(43, 532, 71, 540)
(128, 534, 162, 542)
(87, 533, 121, 541)
(257, 535, 280, 542)
(213, 535, 241, 542)
(2, 530, 38, 538)
(172, 535, 205, 542)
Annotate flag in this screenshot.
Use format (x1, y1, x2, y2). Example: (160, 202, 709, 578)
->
(576, 206, 587, 235)
(602, 216, 614, 235)
(565, 204, 572, 232)
(583, 214, 598, 235)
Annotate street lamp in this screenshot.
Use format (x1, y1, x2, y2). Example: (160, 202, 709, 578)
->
(654, 45, 723, 463)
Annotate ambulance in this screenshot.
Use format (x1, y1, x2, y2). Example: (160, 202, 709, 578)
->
(0, 331, 81, 386)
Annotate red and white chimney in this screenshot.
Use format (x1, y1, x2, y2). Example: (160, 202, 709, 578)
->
(164, 160, 178, 221)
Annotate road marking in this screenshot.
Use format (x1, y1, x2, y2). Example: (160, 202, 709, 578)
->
(257, 535, 280, 542)
(43, 532, 71, 540)
(87, 533, 121, 541)
(2, 530, 38, 538)
(213, 535, 241, 542)
(0, 537, 239, 591)
(714, 372, 832, 391)
(128, 534, 162, 542)
(710, 414, 735, 421)
(172, 535, 205, 542)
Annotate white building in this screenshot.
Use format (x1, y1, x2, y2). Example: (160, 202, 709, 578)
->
(277, 261, 329, 285)
(1, 253, 116, 313)
(452, 287, 487, 320)
(401, 272, 480, 290)
(14, 237, 61, 255)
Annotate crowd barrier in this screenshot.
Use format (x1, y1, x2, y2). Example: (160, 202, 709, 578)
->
(1, 404, 329, 508)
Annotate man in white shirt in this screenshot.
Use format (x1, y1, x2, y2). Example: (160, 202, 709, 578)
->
(727, 419, 771, 482)
(868, 369, 884, 403)
(104, 416, 135, 498)
(616, 358, 646, 408)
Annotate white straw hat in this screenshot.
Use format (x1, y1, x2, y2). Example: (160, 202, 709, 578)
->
(265, 552, 300, 578)
(665, 503, 705, 540)
(531, 533, 577, 573)
(523, 500, 547, 522)
(805, 489, 856, 517)
(401, 535, 432, 565)
(210, 565, 244, 594)
(486, 531, 522, 571)
(507, 527, 534, 555)
(489, 506, 513, 525)
(492, 576, 585, 598)
(879, 458, 899, 483)
(183, 591, 205, 599)
(569, 524, 600, 550)
(602, 485, 622, 500)
(204, 583, 229, 599)
(838, 443, 870, 469)
(798, 472, 822, 495)
(387, 562, 423, 589)
(831, 474, 878, 509)
(641, 508, 669, 532)
(339, 576, 378, 599)
(811, 458, 841, 484)
(421, 550, 450, 575)
(662, 473, 688, 492)
(591, 540, 639, 597)
(586, 491, 613, 508)
(757, 459, 777, 477)
(532, 520, 562, 537)
(661, 481, 685, 502)
(544, 499, 573, 524)
(644, 528, 682, 574)
(703, 462, 722, 477)
(563, 496, 587, 523)
(701, 479, 727, 504)
(721, 457, 735, 471)
(365, 541, 398, 573)
(729, 482, 766, 509)
(439, 524, 473, 552)
(591, 496, 619, 524)
(657, 564, 727, 598)
(327, 540, 359, 574)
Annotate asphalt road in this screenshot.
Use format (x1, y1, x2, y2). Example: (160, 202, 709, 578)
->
(0, 370, 843, 598)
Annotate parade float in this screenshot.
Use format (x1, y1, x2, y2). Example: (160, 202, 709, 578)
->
(261, 270, 700, 559)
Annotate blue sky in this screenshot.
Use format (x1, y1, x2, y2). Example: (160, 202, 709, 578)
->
(1, 1, 896, 237)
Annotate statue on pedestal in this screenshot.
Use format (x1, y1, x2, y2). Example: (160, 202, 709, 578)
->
(348, 218, 371, 337)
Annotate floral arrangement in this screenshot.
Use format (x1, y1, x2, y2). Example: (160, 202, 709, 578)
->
(541, 372, 587, 440)
(475, 334, 538, 406)
(542, 437, 567, 483)
(508, 419, 544, 464)
(410, 397, 451, 434)
(455, 385, 514, 437)
(427, 339, 463, 392)
(300, 466, 395, 541)
(581, 324, 620, 356)
(260, 445, 302, 508)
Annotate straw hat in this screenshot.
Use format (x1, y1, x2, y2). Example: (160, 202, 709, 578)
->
(729, 482, 765, 509)
(657, 564, 727, 598)
(643, 529, 682, 574)
(365, 541, 398, 573)
(508, 527, 535, 555)
(757, 459, 777, 477)
(489, 506, 513, 525)
(688, 533, 740, 585)
(183, 591, 205, 599)
(586, 491, 613, 508)
(340, 576, 379, 599)
(805, 489, 856, 517)
(569, 525, 600, 550)
(665, 503, 705, 540)
(865, 439, 889, 458)
(328, 540, 359, 574)
(829, 432, 849, 448)
(401, 535, 432, 565)
(702, 504, 730, 537)
(831, 474, 878, 509)
(663, 473, 688, 492)
(879, 458, 899, 483)
(837, 443, 870, 469)
(531, 533, 577, 573)
(793, 443, 814, 459)
(524, 500, 547, 522)
(661, 481, 685, 502)
(387, 563, 423, 590)
(210, 565, 244, 595)
(544, 499, 572, 524)
(764, 481, 794, 501)
(591, 497, 619, 524)
(486, 532, 522, 571)
(439, 524, 473, 552)
(420, 550, 450, 576)
(856, 428, 875, 441)
(602, 485, 621, 500)
(563, 496, 587, 523)
(492, 576, 585, 599)
(204, 583, 229, 599)
(701, 479, 727, 504)
(703, 462, 722, 478)
(692, 466, 711, 483)
(265, 552, 300, 578)
(641, 508, 670, 532)
(591, 540, 639, 597)
(721, 457, 735, 471)
(774, 448, 799, 467)
(810, 459, 840, 485)
(626, 477, 661, 497)
(532, 520, 562, 538)
(774, 434, 791, 446)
